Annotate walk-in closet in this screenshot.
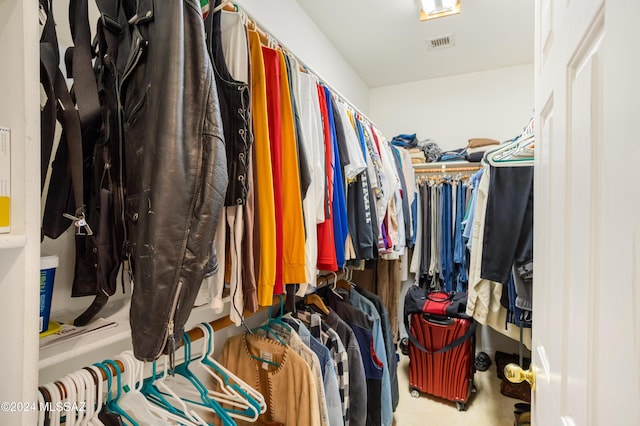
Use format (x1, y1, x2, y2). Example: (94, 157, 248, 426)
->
(1, 0, 639, 425)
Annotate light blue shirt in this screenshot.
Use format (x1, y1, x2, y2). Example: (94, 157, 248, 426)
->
(284, 316, 344, 426)
(350, 290, 393, 426)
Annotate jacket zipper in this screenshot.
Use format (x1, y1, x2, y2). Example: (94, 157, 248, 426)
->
(116, 32, 145, 258)
(165, 280, 183, 370)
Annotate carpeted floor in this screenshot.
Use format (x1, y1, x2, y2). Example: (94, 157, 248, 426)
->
(392, 353, 524, 425)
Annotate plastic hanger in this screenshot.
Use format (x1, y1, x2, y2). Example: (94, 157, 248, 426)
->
(70, 370, 88, 426)
(93, 362, 125, 426)
(171, 333, 237, 425)
(79, 367, 100, 426)
(83, 365, 105, 426)
(173, 323, 264, 422)
(159, 333, 236, 426)
(267, 295, 293, 335)
(111, 353, 172, 426)
(59, 375, 77, 426)
(42, 383, 61, 426)
(102, 360, 140, 426)
(482, 126, 534, 167)
(195, 323, 264, 417)
(141, 356, 207, 425)
(72, 370, 88, 425)
(37, 389, 46, 426)
(250, 297, 288, 346)
(117, 352, 201, 426)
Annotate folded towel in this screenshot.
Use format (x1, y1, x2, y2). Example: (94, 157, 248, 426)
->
(467, 138, 499, 148)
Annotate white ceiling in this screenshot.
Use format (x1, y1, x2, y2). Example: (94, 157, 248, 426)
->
(295, 0, 535, 88)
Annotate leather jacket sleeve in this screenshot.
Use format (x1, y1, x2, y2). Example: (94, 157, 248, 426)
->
(119, 0, 227, 361)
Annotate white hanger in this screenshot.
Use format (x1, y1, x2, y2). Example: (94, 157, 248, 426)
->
(59, 375, 77, 426)
(213, 1, 233, 14)
(483, 134, 534, 167)
(81, 369, 95, 426)
(42, 383, 61, 426)
(149, 355, 209, 425)
(70, 371, 87, 425)
(76, 368, 96, 426)
(113, 353, 165, 426)
(68, 370, 87, 426)
(83, 365, 105, 426)
(37, 389, 46, 426)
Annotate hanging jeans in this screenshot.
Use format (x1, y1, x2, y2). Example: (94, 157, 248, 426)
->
(453, 182, 468, 292)
(440, 182, 453, 292)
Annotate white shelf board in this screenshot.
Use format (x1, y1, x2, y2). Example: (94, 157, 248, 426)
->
(0, 234, 26, 249)
(39, 296, 233, 370)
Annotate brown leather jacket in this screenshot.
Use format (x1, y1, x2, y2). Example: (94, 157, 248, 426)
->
(116, 0, 227, 360)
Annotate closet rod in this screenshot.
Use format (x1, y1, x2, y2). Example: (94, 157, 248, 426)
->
(224, 2, 381, 130)
(414, 165, 483, 174)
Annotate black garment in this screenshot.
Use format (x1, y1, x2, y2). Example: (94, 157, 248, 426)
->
(466, 151, 485, 162)
(205, 2, 251, 206)
(322, 309, 372, 426)
(324, 290, 383, 426)
(347, 170, 376, 260)
(296, 307, 367, 426)
(118, 0, 228, 360)
(481, 166, 534, 284)
(419, 183, 431, 281)
(355, 286, 400, 411)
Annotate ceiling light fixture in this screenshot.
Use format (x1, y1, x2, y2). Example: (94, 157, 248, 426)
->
(420, 0, 460, 21)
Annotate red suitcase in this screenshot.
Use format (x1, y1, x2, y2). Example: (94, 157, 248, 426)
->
(408, 313, 476, 411)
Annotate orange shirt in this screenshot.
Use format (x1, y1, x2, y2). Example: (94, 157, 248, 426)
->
(248, 29, 277, 306)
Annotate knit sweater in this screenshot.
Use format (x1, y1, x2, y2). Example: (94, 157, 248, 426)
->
(219, 333, 321, 426)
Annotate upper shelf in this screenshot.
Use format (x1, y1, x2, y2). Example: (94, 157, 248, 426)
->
(39, 296, 234, 373)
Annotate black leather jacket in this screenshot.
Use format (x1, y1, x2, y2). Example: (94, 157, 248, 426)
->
(116, 0, 227, 361)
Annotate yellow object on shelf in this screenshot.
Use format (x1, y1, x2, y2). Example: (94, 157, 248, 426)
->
(39, 321, 61, 338)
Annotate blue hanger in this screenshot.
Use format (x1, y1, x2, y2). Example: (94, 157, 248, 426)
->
(172, 333, 236, 426)
(101, 360, 140, 426)
(251, 295, 290, 347)
(197, 323, 262, 417)
(141, 361, 180, 417)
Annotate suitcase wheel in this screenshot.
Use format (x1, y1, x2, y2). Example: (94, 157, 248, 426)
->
(410, 389, 420, 398)
(456, 402, 467, 411)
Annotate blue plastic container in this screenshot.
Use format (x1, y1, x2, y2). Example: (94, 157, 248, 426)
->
(39, 255, 58, 333)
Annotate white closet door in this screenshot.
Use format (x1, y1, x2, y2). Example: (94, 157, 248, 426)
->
(533, 0, 640, 424)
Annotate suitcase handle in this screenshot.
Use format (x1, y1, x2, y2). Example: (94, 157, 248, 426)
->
(423, 315, 454, 326)
(405, 314, 476, 354)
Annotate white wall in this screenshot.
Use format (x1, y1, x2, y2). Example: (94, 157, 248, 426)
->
(234, 0, 370, 113)
(369, 64, 534, 150)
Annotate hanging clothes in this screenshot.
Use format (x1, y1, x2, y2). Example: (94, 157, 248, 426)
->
(465, 168, 532, 347)
(324, 87, 349, 270)
(262, 45, 286, 295)
(282, 316, 344, 426)
(277, 50, 307, 286)
(296, 71, 326, 293)
(248, 29, 277, 307)
(219, 333, 321, 425)
(316, 84, 339, 272)
(293, 309, 367, 426)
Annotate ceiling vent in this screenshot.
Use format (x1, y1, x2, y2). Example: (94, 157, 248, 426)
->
(426, 33, 455, 51)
